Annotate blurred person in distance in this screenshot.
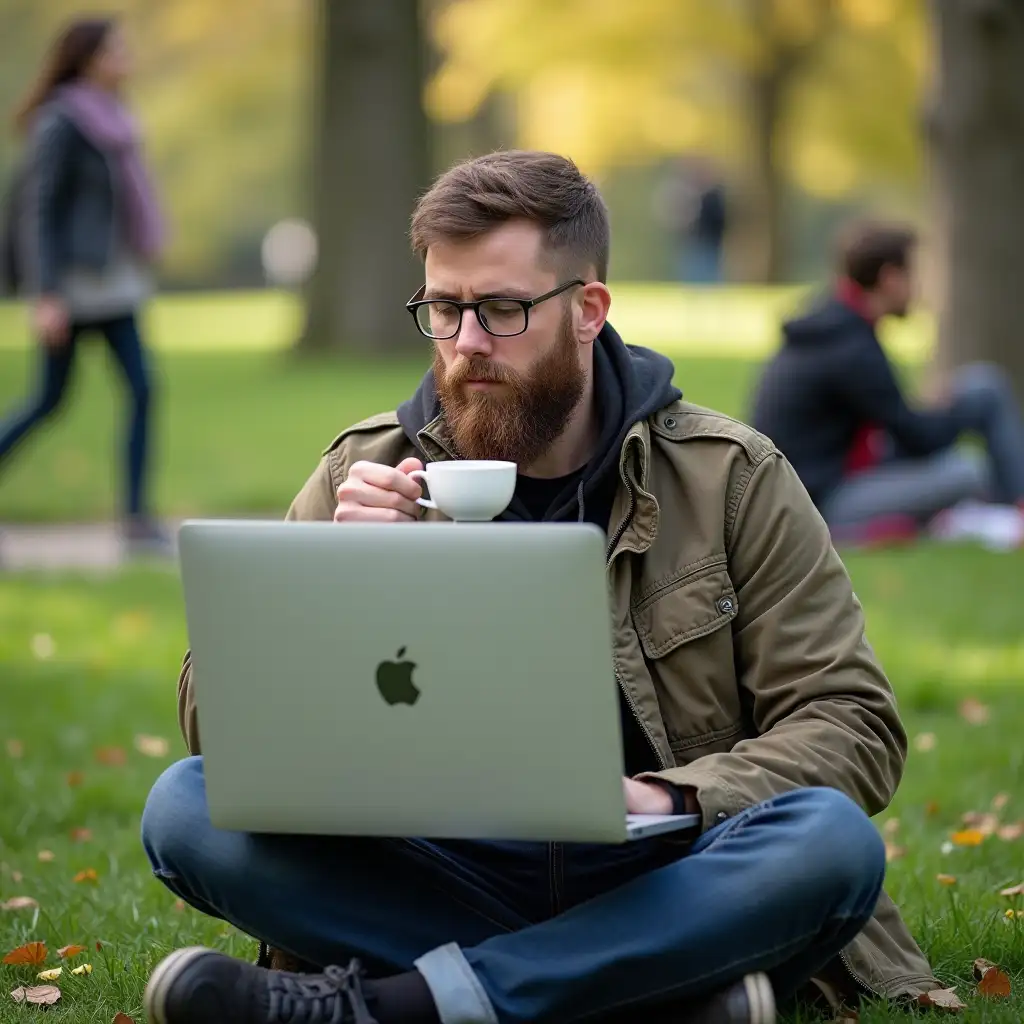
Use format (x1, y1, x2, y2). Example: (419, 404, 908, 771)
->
(750, 219, 1024, 550)
(0, 16, 168, 552)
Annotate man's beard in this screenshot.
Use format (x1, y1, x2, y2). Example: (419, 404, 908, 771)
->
(434, 313, 586, 467)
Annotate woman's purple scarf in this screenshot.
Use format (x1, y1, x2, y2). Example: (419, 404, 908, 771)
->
(53, 82, 164, 260)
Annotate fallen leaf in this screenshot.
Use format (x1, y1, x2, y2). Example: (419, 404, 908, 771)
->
(36, 968, 61, 982)
(5, 739, 24, 759)
(997, 822, 1024, 841)
(3, 941, 47, 965)
(918, 987, 967, 1011)
(885, 843, 907, 863)
(58, 944, 86, 959)
(959, 697, 990, 725)
(95, 746, 127, 767)
(73, 868, 98, 884)
(37, 850, 55, 862)
(974, 959, 1011, 998)
(1000, 884, 1024, 897)
(66, 770, 84, 787)
(173, 899, 185, 912)
(10, 984, 61, 1005)
(113, 1014, 136, 1023)
(936, 873, 958, 886)
(992, 793, 1010, 811)
(11, 871, 22, 883)
(925, 800, 941, 817)
(1, 897, 38, 911)
(95, 941, 102, 951)
(70, 963, 92, 976)
(70, 827, 92, 843)
(882, 818, 900, 838)
(134, 734, 169, 758)
(950, 828, 985, 846)
(913, 732, 936, 752)
(31, 633, 55, 660)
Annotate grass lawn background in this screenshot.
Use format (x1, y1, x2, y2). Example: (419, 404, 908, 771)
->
(1, 290, 1022, 1021)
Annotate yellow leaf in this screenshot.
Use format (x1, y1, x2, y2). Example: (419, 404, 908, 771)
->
(918, 987, 967, 1010)
(58, 944, 86, 959)
(66, 770, 84, 787)
(10, 984, 61, 1005)
(134, 734, 170, 758)
(70, 963, 92, 976)
(73, 868, 98, 884)
(36, 968, 61, 982)
(1, 897, 38, 911)
(4, 942, 47, 965)
(950, 829, 985, 846)
(936, 874, 957, 886)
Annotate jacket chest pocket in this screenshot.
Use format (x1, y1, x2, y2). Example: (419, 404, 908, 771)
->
(630, 558, 745, 762)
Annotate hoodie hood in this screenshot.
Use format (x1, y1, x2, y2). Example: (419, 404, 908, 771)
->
(782, 295, 871, 347)
(396, 321, 681, 524)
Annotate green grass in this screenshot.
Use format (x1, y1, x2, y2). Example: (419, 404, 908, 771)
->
(0, 553, 1022, 1022)
(0, 345, 766, 523)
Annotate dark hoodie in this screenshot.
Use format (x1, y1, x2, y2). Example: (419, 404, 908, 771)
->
(397, 323, 682, 779)
(750, 295, 966, 509)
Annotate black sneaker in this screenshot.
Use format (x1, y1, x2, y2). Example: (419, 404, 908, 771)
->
(687, 972, 776, 1024)
(144, 946, 379, 1024)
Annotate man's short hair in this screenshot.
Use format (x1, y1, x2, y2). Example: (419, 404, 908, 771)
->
(836, 220, 917, 289)
(410, 150, 611, 283)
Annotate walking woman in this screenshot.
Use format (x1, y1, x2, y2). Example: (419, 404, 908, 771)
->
(0, 17, 167, 550)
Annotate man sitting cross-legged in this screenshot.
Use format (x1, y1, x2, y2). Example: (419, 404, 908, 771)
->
(140, 151, 940, 1024)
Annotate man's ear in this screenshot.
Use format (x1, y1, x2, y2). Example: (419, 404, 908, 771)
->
(577, 281, 611, 345)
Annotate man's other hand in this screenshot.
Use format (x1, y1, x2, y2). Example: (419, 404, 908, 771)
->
(334, 457, 425, 523)
(623, 776, 675, 815)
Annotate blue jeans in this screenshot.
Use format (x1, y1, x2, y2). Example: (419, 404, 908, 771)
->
(142, 757, 885, 1023)
(823, 362, 1024, 527)
(0, 314, 153, 517)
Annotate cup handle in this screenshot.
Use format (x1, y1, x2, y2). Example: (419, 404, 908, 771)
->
(406, 469, 437, 510)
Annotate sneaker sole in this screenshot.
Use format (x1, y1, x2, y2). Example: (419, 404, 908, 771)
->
(742, 972, 776, 1024)
(144, 945, 214, 1024)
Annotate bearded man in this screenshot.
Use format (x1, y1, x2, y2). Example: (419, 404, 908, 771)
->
(140, 150, 939, 1024)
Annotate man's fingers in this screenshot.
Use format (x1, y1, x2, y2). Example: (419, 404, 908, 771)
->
(334, 502, 418, 524)
(339, 481, 421, 517)
(396, 456, 425, 476)
(348, 461, 423, 502)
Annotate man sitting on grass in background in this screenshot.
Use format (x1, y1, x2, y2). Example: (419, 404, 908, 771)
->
(140, 151, 941, 1024)
(750, 220, 1024, 549)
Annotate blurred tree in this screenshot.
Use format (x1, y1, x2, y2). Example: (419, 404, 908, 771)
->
(298, 0, 430, 354)
(426, 0, 926, 282)
(927, 0, 1024, 399)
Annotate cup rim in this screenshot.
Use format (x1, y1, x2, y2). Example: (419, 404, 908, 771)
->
(425, 460, 517, 472)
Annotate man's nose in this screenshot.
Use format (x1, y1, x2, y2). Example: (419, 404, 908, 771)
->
(454, 308, 493, 359)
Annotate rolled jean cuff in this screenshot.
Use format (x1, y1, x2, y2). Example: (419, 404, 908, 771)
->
(414, 942, 498, 1024)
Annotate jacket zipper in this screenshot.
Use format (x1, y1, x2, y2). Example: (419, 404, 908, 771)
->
(838, 951, 876, 997)
(605, 480, 668, 771)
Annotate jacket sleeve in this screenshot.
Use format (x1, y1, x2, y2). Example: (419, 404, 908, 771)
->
(839, 336, 963, 456)
(638, 451, 907, 832)
(31, 113, 75, 296)
(175, 457, 338, 754)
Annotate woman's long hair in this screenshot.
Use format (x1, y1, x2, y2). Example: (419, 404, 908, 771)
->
(12, 18, 115, 134)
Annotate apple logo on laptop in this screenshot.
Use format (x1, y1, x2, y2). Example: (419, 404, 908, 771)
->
(375, 647, 421, 706)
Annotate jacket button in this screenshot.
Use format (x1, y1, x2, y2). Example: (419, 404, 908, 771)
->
(717, 596, 735, 615)
(663, 416, 677, 429)
(716, 811, 728, 822)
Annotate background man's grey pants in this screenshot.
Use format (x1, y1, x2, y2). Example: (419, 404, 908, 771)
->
(822, 363, 1024, 527)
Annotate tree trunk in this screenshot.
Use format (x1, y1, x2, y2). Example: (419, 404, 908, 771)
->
(928, 0, 1024, 398)
(745, 70, 786, 284)
(298, 0, 430, 354)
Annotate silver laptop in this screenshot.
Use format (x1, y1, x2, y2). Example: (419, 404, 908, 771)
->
(177, 519, 700, 843)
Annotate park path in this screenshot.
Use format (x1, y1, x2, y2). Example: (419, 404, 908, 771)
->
(0, 521, 179, 571)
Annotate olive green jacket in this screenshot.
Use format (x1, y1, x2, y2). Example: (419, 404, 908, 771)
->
(176, 399, 940, 1006)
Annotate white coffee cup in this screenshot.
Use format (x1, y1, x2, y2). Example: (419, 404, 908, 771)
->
(408, 461, 517, 521)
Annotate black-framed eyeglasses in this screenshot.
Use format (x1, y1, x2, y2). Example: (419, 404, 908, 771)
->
(405, 278, 585, 340)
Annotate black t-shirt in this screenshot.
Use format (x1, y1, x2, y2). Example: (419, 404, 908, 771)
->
(513, 469, 661, 778)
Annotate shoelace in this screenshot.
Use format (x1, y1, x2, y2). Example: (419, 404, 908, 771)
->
(267, 960, 379, 1024)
